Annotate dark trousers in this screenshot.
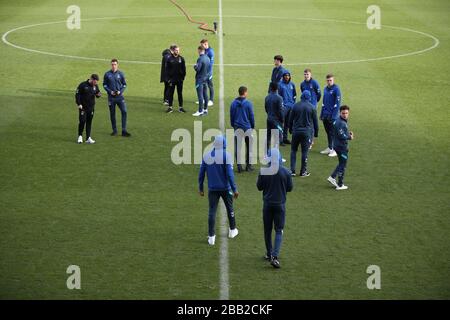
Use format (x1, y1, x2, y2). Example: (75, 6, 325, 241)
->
(331, 149, 348, 186)
(290, 131, 312, 174)
(167, 81, 183, 107)
(263, 203, 286, 258)
(207, 76, 214, 101)
(323, 119, 334, 149)
(282, 108, 292, 141)
(196, 81, 208, 112)
(78, 108, 94, 138)
(266, 119, 283, 154)
(234, 134, 250, 166)
(163, 81, 169, 102)
(208, 190, 236, 237)
(108, 96, 127, 133)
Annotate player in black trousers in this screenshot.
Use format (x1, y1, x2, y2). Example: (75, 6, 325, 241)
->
(75, 74, 101, 144)
(165, 45, 186, 113)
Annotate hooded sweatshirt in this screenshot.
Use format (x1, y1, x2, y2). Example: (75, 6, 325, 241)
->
(257, 148, 293, 205)
(289, 90, 319, 137)
(278, 72, 297, 109)
(300, 78, 321, 108)
(199, 136, 237, 193)
(230, 97, 255, 131)
(321, 84, 341, 120)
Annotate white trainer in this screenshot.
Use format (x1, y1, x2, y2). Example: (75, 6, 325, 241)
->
(207, 100, 214, 107)
(202, 110, 208, 116)
(327, 176, 338, 187)
(228, 228, 239, 239)
(77, 135, 83, 144)
(328, 149, 337, 157)
(282, 158, 287, 163)
(336, 185, 349, 190)
(208, 235, 216, 245)
(195, 101, 199, 104)
(192, 110, 203, 117)
(320, 147, 331, 154)
(86, 137, 96, 144)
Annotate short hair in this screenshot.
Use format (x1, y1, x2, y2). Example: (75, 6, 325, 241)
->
(111, 58, 118, 64)
(269, 82, 278, 92)
(238, 86, 247, 96)
(274, 55, 283, 63)
(170, 44, 178, 50)
(90, 74, 99, 81)
(340, 105, 350, 111)
(326, 73, 334, 79)
(198, 45, 204, 51)
(200, 39, 208, 44)
(304, 68, 312, 73)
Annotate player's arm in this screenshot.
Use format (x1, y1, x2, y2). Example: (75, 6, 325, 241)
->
(119, 72, 127, 94)
(286, 172, 293, 192)
(75, 83, 83, 109)
(248, 102, 255, 129)
(103, 73, 113, 95)
(198, 160, 207, 196)
(315, 80, 321, 102)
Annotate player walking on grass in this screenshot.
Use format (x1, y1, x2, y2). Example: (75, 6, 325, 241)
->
(327, 105, 354, 190)
(320, 74, 341, 156)
(193, 46, 210, 117)
(200, 39, 214, 107)
(300, 68, 321, 149)
(288, 90, 319, 177)
(165, 45, 186, 113)
(278, 71, 296, 145)
(198, 135, 239, 246)
(230, 86, 255, 173)
(257, 148, 293, 269)
(103, 59, 131, 137)
(75, 74, 101, 144)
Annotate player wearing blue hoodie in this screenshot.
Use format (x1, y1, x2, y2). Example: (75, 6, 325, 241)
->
(230, 86, 255, 173)
(320, 74, 341, 157)
(193, 46, 211, 116)
(268, 55, 288, 93)
(257, 148, 293, 268)
(201, 39, 214, 107)
(278, 71, 296, 144)
(265, 82, 284, 153)
(300, 68, 321, 149)
(288, 90, 319, 177)
(198, 135, 239, 245)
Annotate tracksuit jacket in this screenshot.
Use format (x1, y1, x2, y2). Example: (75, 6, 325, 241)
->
(320, 84, 341, 120)
(230, 97, 255, 131)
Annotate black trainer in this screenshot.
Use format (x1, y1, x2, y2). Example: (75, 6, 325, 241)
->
(237, 164, 243, 173)
(264, 254, 271, 261)
(271, 256, 281, 268)
(300, 171, 311, 177)
(166, 106, 173, 113)
(283, 139, 291, 145)
(178, 107, 186, 113)
(122, 131, 131, 137)
(111, 131, 118, 136)
(245, 164, 254, 172)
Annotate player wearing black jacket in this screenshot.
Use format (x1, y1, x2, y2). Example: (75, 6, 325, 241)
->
(160, 48, 172, 105)
(165, 45, 186, 113)
(75, 74, 101, 144)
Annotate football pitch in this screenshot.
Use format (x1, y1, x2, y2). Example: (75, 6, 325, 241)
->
(0, 0, 449, 299)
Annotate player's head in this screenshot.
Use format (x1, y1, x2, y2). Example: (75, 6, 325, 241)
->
(282, 72, 291, 82)
(269, 82, 278, 92)
(273, 55, 283, 66)
(200, 39, 209, 49)
(304, 68, 312, 81)
(111, 58, 119, 72)
(198, 45, 205, 55)
(326, 73, 334, 86)
(171, 44, 179, 56)
(340, 105, 350, 120)
(89, 74, 99, 86)
(238, 86, 248, 98)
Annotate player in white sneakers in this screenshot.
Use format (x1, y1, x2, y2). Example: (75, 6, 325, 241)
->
(75, 74, 101, 144)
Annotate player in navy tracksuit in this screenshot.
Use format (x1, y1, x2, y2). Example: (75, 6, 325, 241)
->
(288, 90, 319, 177)
(257, 148, 293, 269)
(278, 71, 296, 144)
(230, 86, 255, 172)
(268, 55, 288, 93)
(199, 135, 239, 245)
(265, 82, 284, 154)
(160, 48, 172, 105)
(201, 39, 214, 106)
(193, 46, 211, 116)
(320, 74, 341, 156)
(103, 59, 131, 137)
(300, 68, 321, 108)
(327, 105, 354, 190)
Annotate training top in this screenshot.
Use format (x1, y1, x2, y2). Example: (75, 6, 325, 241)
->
(265, 92, 284, 124)
(75, 80, 101, 110)
(320, 84, 341, 120)
(278, 79, 297, 109)
(289, 92, 319, 137)
(205, 47, 214, 77)
(194, 54, 211, 83)
(300, 78, 321, 108)
(103, 70, 127, 98)
(230, 97, 255, 131)
(257, 164, 293, 205)
(332, 116, 351, 152)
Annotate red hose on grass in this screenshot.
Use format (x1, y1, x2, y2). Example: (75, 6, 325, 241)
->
(168, 0, 216, 34)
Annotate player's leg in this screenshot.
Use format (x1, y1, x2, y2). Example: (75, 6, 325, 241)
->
(271, 204, 285, 268)
(85, 109, 94, 140)
(290, 132, 300, 174)
(117, 99, 128, 136)
(202, 83, 209, 113)
(108, 99, 117, 135)
(166, 82, 175, 112)
(221, 191, 237, 238)
(177, 81, 184, 110)
(300, 132, 311, 176)
(208, 190, 220, 238)
(263, 204, 274, 258)
(336, 151, 348, 187)
(78, 109, 87, 143)
(207, 77, 214, 104)
(282, 108, 291, 144)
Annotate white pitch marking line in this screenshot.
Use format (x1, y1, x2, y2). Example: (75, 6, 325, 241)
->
(217, 0, 229, 301)
(1, 15, 439, 66)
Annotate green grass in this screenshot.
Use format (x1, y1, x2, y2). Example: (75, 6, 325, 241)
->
(0, 0, 449, 299)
